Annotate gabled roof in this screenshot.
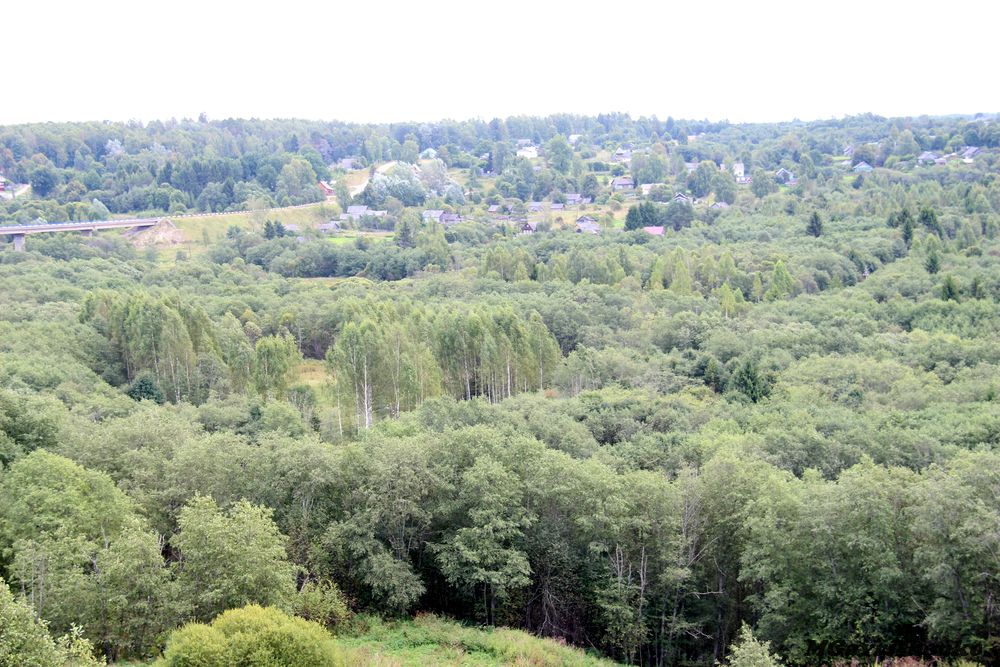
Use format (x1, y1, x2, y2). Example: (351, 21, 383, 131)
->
(642, 226, 665, 236)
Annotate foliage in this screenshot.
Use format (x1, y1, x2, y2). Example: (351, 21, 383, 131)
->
(3, 110, 1000, 666)
(171, 497, 297, 623)
(0, 577, 104, 667)
(727, 624, 782, 667)
(155, 605, 344, 667)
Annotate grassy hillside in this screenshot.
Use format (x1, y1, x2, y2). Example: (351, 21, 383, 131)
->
(340, 615, 622, 666)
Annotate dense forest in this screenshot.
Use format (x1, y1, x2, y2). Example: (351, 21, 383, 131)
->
(2, 111, 1000, 666)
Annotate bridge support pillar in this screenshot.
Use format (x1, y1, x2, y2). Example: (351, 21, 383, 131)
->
(12, 234, 25, 252)
(81, 229, 93, 237)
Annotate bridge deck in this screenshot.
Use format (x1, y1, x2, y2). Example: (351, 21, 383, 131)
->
(0, 218, 164, 235)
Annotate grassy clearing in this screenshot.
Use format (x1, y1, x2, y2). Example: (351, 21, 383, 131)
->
(296, 359, 329, 388)
(173, 201, 342, 243)
(339, 614, 622, 666)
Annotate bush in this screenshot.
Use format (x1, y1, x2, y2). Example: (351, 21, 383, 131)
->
(727, 624, 782, 667)
(290, 580, 352, 630)
(156, 605, 344, 667)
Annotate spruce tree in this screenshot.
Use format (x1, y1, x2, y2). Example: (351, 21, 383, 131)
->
(925, 248, 940, 274)
(807, 211, 823, 237)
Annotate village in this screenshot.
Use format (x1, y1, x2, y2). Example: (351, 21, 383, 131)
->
(305, 129, 990, 245)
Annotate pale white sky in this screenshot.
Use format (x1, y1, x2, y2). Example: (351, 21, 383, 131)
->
(3, 0, 996, 126)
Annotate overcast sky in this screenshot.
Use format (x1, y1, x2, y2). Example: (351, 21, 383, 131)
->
(4, 0, 996, 126)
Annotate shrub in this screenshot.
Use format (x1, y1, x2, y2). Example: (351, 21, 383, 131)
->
(155, 604, 344, 667)
(290, 580, 352, 630)
(727, 624, 782, 667)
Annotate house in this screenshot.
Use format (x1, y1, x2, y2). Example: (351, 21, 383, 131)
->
(640, 183, 656, 196)
(672, 192, 692, 204)
(516, 146, 539, 159)
(612, 147, 632, 163)
(487, 204, 501, 214)
(853, 161, 874, 173)
(516, 139, 534, 148)
(732, 162, 745, 180)
(520, 221, 537, 234)
(564, 193, 584, 205)
(611, 176, 635, 191)
(710, 202, 730, 210)
(346, 205, 369, 217)
(420, 148, 438, 159)
(576, 219, 601, 234)
(528, 201, 544, 212)
(961, 146, 981, 160)
(317, 221, 342, 232)
(843, 145, 855, 158)
(550, 203, 565, 211)
(918, 151, 939, 165)
(318, 181, 336, 197)
(568, 134, 582, 145)
(336, 157, 360, 170)
(774, 168, 795, 183)
(576, 215, 598, 225)
(642, 226, 665, 236)
(440, 213, 462, 226)
(684, 161, 699, 174)
(423, 209, 445, 222)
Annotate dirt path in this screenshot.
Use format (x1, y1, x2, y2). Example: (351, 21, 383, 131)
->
(347, 162, 397, 198)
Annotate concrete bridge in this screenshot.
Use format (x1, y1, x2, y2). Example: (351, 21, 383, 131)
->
(0, 218, 167, 251)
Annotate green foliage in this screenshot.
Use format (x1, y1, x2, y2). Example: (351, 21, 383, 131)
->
(806, 211, 823, 237)
(925, 247, 941, 274)
(727, 624, 783, 667)
(290, 579, 351, 630)
(171, 497, 297, 623)
(0, 577, 104, 667)
(730, 357, 772, 402)
(252, 333, 301, 397)
(126, 371, 165, 404)
(155, 605, 344, 667)
(763, 260, 795, 301)
(0, 576, 65, 667)
(4, 111, 1000, 667)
